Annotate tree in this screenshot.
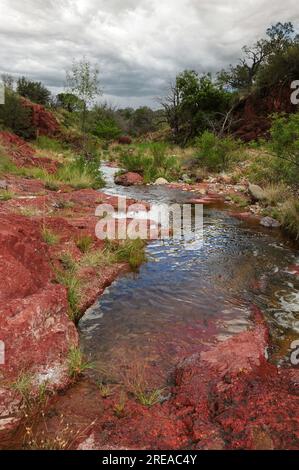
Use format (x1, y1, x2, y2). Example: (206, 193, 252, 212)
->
(218, 22, 297, 91)
(56, 92, 84, 112)
(17, 76, 51, 105)
(66, 58, 102, 132)
(161, 71, 231, 143)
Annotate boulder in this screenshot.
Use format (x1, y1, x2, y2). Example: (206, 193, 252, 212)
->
(115, 172, 143, 186)
(260, 216, 281, 228)
(248, 183, 264, 201)
(154, 177, 169, 185)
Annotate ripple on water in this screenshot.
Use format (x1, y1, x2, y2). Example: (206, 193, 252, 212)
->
(79, 164, 299, 385)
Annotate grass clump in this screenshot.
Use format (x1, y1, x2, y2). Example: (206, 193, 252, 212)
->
(0, 189, 14, 201)
(97, 382, 114, 399)
(11, 372, 33, 405)
(279, 199, 299, 240)
(67, 346, 93, 379)
(42, 227, 60, 245)
(230, 194, 249, 208)
(56, 270, 82, 322)
(76, 234, 93, 253)
(106, 238, 147, 270)
(134, 388, 165, 407)
(79, 249, 116, 268)
(260, 183, 289, 206)
(120, 142, 180, 183)
(17, 206, 42, 217)
(113, 392, 127, 418)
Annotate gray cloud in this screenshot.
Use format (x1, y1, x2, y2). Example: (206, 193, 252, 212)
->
(1, 0, 298, 108)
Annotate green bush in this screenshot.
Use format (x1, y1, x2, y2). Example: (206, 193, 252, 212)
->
(279, 199, 299, 239)
(269, 114, 299, 185)
(120, 143, 180, 183)
(195, 131, 240, 172)
(92, 118, 121, 140)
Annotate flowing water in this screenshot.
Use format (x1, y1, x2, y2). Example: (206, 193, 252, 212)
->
(79, 165, 299, 388)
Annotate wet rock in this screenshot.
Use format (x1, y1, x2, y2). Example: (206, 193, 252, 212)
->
(248, 183, 264, 201)
(115, 172, 144, 186)
(154, 177, 169, 185)
(260, 216, 281, 228)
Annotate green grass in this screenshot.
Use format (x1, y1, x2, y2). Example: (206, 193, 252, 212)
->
(134, 388, 165, 407)
(230, 194, 249, 208)
(0, 189, 14, 201)
(110, 238, 147, 269)
(279, 199, 299, 240)
(260, 183, 289, 206)
(42, 227, 60, 245)
(76, 234, 93, 253)
(35, 136, 67, 153)
(120, 142, 180, 183)
(11, 372, 33, 404)
(17, 206, 42, 217)
(55, 270, 82, 322)
(67, 346, 93, 379)
(79, 248, 116, 268)
(59, 252, 78, 273)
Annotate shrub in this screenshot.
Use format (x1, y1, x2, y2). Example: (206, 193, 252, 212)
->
(260, 183, 290, 206)
(106, 238, 147, 270)
(42, 227, 60, 245)
(269, 114, 299, 185)
(120, 143, 180, 183)
(195, 131, 240, 172)
(279, 199, 299, 239)
(56, 156, 104, 189)
(76, 234, 93, 253)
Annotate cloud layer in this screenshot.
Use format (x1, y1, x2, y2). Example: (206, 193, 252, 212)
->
(1, 0, 298, 107)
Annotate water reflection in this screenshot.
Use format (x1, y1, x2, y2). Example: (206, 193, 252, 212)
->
(79, 164, 299, 384)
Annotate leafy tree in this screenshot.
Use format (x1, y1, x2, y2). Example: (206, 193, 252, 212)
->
(129, 106, 158, 135)
(66, 58, 102, 132)
(218, 22, 297, 91)
(56, 92, 84, 112)
(161, 71, 231, 143)
(17, 76, 51, 105)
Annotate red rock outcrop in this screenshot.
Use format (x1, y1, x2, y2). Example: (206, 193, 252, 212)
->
(20, 98, 59, 137)
(115, 172, 144, 186)
(232, 84, 297, 142)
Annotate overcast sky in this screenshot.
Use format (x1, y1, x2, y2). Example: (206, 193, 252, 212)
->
(1, 0, 298, 108)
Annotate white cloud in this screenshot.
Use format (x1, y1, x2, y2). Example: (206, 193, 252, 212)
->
(1, 0, 298, 107)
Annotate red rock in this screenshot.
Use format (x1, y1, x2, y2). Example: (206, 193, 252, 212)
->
(115, 172, 144, 186)
(20, 98, 59, 137)
(118, 136, 132, 145)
